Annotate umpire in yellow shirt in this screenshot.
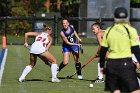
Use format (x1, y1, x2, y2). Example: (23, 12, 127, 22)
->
(100, 7, 140, 93)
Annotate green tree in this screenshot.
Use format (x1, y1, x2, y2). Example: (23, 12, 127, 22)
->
(9, 3, 31, 36)
(60, 0, 80, 17)
(131, 0, 140, 8)
(0, 0, 11, 16)
(11, 6, 28, 16)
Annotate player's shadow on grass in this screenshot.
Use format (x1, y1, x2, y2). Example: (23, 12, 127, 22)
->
(74, 78, 93, 82)
(58, 76, 74, 79)
(91, 79, 97, 82)
(48, 76, 73, 79)
(26, 79, 44, 82)
(57, 76, 93, 82)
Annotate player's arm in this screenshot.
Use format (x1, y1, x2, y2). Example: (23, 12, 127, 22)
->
(96, 46, 101, 57)
(99, 31, 108, 68)
(97, 32, 103, 46)
(60, 31, 81, 46)
(96, 32, 104, 56)
(71, 25, 81, 42)
(24, 32, 40, 48)
(100, 46, 108, 68)
(74, 30, 81, 42)
(46, 35, 52, 50)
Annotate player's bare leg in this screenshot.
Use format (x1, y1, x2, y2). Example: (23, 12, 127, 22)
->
(95, 62, 104, 83)
(58, 52, 70, 71)
(72, 51, 83, 80)
(41, 51, 60, 82)
(38, 55, 51, 67)
(19, 54, 37, 82)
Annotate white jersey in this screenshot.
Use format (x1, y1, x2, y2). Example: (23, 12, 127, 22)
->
(30, 32, 49, 54)
(132, 36, 140, 62)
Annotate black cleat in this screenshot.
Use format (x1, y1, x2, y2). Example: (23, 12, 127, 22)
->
(94, 78, 104, 83)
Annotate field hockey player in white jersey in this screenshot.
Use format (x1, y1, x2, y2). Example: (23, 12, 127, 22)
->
(19, 25, 61, 83)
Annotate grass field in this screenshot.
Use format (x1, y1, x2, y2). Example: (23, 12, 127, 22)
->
(0, 45, 109, 93)
(0, 35, 98, 45)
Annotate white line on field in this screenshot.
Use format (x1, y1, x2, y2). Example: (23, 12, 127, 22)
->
(16, 48, 27, 93)
(0, 49, 8, 86)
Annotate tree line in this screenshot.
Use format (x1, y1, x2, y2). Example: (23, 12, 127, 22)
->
(0, 0, 139, 36)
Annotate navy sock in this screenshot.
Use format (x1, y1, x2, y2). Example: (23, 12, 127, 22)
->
(58, 62, 66, 71)
(75, 62, 82, 75)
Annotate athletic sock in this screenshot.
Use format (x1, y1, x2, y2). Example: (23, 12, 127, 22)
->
(51, 64, 58, 79)
(75, 62, 82, 75)
(58, 62, 66, 71)
(98, 62, 103, 79)
(19, 65, 32, 79)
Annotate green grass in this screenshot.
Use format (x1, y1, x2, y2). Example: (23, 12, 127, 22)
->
(0, 35, 97, 45)
(0, 35, 35, 45)
(0, 45, 109, 93)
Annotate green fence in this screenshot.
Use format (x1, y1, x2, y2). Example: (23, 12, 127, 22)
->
(0, 16, 140, 46)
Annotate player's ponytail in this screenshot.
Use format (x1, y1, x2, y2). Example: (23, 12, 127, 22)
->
(43, 25, 52, 31)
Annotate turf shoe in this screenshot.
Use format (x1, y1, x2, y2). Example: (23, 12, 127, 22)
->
(94, 78, 104, 83)
(51, 78, 61, 83)
(78, 75, 83, 80)
(19, 78, 25, 82)
(56, 67, 59, 75)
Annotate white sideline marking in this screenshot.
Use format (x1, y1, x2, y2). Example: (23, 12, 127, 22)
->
(16, 48, 27, 93)
(0, 49, 8, 86)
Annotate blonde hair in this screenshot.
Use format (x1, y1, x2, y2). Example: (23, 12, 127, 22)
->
(43, 25, 52, 31)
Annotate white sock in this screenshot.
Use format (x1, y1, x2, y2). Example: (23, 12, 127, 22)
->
(19, 65, 32, 79)
(51, 64, 58, 79)
(98, 62, 103, 79)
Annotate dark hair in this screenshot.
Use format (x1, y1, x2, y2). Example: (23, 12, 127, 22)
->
(43, 25, 52, 31)
(91, 18, 103, 28)
(92, 22, 100, 27)
(62, 17, 70, 22)
(91, 22, 102, 29)
(43, 23, 47, 28)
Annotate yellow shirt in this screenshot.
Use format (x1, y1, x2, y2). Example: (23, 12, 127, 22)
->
(102, 23, 139, 59)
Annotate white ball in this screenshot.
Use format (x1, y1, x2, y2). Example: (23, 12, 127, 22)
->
(89, 84, 93, 88)
(82, 32, 86, 36)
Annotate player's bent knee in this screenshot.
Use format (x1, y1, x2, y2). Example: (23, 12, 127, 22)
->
(28, 65, 34, 68)
(51, 59, 57, 64)
(63, 61, 68, 65)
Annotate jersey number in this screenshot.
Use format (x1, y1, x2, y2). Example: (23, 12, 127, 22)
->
(70, 38, 74, 43)
(67, 36, 74, 43)
(36, 36, 46, 47)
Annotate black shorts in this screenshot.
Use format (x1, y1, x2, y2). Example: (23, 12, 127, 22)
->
(105, 58, 140, 92)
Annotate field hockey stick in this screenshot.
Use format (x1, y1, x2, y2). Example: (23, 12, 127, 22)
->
(26, 46, 30, 50)
(66, 55, 97, 79)
(79, 41, 84, 54)
(79, 45, 84, 54)
(25, 46, 31, 50)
